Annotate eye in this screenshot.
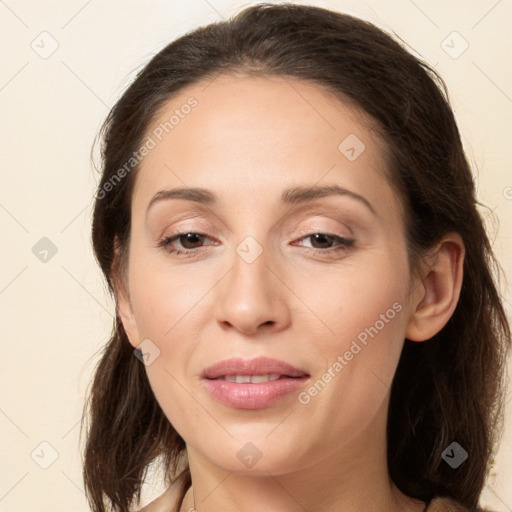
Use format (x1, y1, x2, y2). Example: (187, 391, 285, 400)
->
(157, 231, 214, 256)
(293, 233, 354, 254)
(157, 231, 354, 258)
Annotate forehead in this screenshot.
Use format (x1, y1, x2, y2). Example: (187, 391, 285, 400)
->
(131, 73, 396, 217)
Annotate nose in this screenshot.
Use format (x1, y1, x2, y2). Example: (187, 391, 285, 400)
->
(214, 244, 291, 336)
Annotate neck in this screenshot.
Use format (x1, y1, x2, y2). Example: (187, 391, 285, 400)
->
(179, 400, 424, 512)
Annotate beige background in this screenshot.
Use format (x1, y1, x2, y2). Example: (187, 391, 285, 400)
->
(1, 0, 511, 511)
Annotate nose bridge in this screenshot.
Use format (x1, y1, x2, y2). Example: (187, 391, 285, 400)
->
(214, 231, 289, 334)
(230, 233, 273, 308)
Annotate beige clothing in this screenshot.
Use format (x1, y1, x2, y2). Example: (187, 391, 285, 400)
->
(138, 483, 490, 512)
(427, 497, 490, 512)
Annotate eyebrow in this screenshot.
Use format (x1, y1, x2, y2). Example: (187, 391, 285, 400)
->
(146, 184, 376, 216)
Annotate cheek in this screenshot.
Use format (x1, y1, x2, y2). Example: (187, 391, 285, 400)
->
(295, 286, 407, 451)
(127, 250, 211, 342)
(316, 283, 406, 390)
(294, 248, 408, 342)
(296, 247, 409, 405)
(126, 257, 211, 438)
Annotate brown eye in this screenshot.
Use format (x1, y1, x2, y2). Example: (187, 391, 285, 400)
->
(297, 233, 354, 252)
(308, 233, 337, 249)
(157, 231, 214, 256)
(176, 233, 206, 249)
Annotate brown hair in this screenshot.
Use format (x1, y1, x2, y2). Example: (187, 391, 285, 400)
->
(81, 4, 511, 511)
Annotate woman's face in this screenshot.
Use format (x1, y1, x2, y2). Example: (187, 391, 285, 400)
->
(118, 74, 419, 475)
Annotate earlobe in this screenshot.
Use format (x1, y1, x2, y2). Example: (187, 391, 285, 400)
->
(111, 238, 140, 348)
(405, 233, 465, 342)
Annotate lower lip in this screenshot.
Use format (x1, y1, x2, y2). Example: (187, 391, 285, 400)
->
(202, 377, 309, 409)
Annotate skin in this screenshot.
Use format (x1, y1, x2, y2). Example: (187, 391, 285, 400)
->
(115, 74, 465, 512)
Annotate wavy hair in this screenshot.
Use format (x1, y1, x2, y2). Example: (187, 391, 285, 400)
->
(81, 4, 511, 511)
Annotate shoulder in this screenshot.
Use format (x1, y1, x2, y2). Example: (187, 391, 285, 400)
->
(427, 497, 494, 512)
(136, 471, 189, 512)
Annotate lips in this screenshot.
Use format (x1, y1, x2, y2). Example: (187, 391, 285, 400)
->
(201, 357, 310, 409)
(202, 356, 308, 380)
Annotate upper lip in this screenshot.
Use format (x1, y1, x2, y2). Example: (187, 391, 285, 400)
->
(202, 357, 309, 379)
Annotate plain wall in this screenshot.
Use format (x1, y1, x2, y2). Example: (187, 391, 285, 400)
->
(1, 1, 511, 511)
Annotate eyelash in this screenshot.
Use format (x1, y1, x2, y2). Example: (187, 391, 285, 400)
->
(156, 230, 354, 258)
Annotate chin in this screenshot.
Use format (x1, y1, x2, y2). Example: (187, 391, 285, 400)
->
(199, 439, 306, 476)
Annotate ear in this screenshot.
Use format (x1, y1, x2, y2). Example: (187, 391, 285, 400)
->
(405, 232, 465, 342)
(111, 236, 141, 348)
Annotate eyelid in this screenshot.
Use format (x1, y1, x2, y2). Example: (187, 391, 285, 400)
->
(292, 222, 353, 241)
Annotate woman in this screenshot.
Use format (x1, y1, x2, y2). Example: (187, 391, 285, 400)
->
(81, 4, 511, 512)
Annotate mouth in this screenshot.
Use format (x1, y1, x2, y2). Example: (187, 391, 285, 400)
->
(202, 356, 309, 380)
(201, 357, 310, 409)
(212, 374, 288, 383)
